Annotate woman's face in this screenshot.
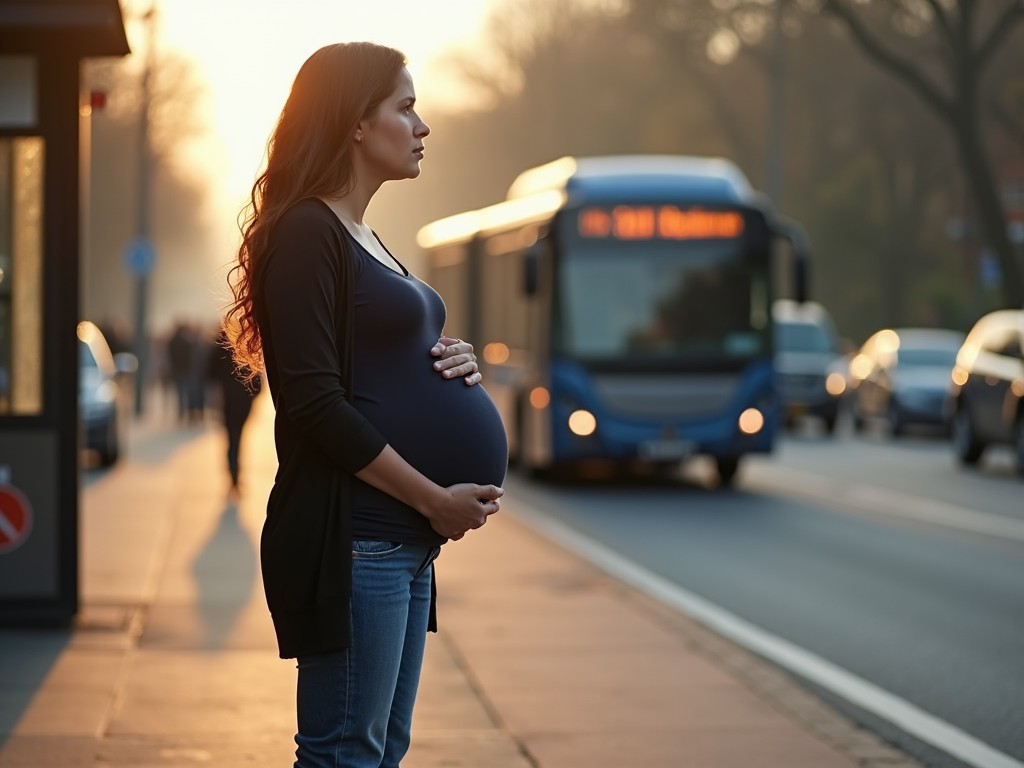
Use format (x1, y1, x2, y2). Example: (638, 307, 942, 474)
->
(356, 68, 430, 183)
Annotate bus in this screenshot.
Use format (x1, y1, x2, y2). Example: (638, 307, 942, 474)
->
(417, 155, 809, 485)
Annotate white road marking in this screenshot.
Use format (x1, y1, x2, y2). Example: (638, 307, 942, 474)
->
(748, 465, 1024, 544)
(511, 502, 1024, 768)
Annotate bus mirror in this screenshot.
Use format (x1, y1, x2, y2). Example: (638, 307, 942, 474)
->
(775, 218, 810, 303)
(794, 256, 809, 304)
(523, 244, 541, 296)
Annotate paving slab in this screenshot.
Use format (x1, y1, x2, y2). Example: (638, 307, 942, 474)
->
(522, 727, 857, 768)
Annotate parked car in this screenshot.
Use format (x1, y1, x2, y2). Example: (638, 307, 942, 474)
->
(78, 320, 134, 466)
(947, 309, 1024, 475)
(848, 327, 964, 435)
(772, 300, 847, 433)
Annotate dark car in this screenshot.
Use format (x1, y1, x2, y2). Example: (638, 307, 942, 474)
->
(78, 320, 132, 466)
(848, 327, 964, 435)
(772, 300, 847, 433)
(948, 309, 1024, 475)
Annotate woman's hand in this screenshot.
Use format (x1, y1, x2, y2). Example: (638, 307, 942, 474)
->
(355, 445, 502, 541)
(423, 483, 503, 540)
(431, 336, 482, 386)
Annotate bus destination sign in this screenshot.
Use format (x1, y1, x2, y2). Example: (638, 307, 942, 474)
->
(578, 205, 744, 241)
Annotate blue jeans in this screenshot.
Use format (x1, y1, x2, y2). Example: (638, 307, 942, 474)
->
(293, 541, 439, 768)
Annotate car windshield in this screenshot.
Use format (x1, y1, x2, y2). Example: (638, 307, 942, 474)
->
(775, 322, 836, 354)
(897, 346, 958, 367)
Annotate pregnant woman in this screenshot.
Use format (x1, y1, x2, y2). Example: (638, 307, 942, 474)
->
(225, 43, 508, 768)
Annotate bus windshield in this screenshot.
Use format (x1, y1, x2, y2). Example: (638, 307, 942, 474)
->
(557, 238, 768, 364)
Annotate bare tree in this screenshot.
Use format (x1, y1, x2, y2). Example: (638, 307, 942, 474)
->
(81, 8, 216, 337)
(821, 0, 1024, 307)
(374, 0, 986, 334)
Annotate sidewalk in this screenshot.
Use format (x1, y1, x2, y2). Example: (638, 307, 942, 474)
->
(0, 393, 923, 767)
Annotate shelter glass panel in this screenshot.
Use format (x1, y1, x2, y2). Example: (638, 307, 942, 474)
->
(0, 137, 44, 415)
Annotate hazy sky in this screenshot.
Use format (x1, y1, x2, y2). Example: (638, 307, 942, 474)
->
(157, 0, 499, 221)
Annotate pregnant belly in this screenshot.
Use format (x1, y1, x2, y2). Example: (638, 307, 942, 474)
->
(355, 375, 508, 488)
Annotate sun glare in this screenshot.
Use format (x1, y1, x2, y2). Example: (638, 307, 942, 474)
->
(159, 0, 495, 224)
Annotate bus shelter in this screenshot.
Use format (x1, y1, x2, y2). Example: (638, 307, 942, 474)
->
(0, 0, 128, 625)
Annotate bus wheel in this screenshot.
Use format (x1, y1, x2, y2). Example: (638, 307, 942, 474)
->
(715, 457, 741, 487)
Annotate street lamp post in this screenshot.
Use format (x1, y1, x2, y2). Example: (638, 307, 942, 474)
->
(764, 0, 788, 207)
(131, 4, 156, 417)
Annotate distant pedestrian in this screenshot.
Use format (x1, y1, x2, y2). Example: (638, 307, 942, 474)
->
(186, 325, 209, 423)
(225, 42, 507, 768)
(166, 321, 196, 424)
(207, 325, 260, 492)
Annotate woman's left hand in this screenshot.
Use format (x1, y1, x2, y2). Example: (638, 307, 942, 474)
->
(430, 336, 481, 386)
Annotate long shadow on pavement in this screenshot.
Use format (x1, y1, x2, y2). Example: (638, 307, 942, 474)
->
(0, 631, 68, 749)
(190, 499, 257, 649)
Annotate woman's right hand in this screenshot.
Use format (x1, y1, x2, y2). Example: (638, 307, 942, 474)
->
(424, 483, 503, 540)
(353, 445, 503, 541)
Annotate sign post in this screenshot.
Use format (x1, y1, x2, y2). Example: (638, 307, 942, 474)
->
(124, 237, 155, 417)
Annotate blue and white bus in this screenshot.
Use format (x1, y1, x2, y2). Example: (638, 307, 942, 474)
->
(417, 156, 809, 485)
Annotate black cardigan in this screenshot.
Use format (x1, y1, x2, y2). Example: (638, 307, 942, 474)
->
(256, 198, 395, 658)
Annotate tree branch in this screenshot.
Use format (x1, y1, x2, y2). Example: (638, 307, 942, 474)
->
(822, 0, 953, 120)
(976, 1, 1024, 70)
(989, 95, 1024, 157)
(921, 0, 956, 45)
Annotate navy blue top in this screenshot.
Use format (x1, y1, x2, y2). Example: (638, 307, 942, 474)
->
(346, 231, 508, 545)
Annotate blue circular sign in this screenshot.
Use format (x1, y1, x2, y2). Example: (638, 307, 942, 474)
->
(123, 238, 156, 276)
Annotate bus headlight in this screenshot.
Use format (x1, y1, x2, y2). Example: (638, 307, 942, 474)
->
(568, 409, 597, 436)
(738, 408, 764, 435)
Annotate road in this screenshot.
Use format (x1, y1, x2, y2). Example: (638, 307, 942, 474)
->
(504, 424, 1024, 768)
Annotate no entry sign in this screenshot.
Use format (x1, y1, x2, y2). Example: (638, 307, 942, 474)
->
(0, 484, 33, 554)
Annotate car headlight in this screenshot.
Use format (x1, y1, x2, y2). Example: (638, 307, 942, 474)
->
(825, 372, 846, 396)
(94, 380, 117, 405)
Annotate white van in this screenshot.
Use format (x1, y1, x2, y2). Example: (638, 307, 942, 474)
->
(772, 300, 847, 434)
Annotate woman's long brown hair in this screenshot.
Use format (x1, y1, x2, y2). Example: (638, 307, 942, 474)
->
(225, 42, 407, 384)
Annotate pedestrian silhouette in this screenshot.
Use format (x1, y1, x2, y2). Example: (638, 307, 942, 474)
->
(207, 326, 260, 491)
(166, 321, 197, 423)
